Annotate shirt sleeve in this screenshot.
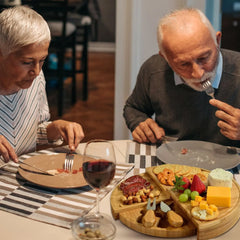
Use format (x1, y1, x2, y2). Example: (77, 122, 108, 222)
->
(36, 71, 63, 146)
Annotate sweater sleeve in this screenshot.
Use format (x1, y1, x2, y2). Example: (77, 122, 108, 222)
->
(123, 61, 155, 132)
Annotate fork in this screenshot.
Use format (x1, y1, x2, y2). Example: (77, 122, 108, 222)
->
(202, 80, 215, 99)
(146, 197, 156, 210)
(64, 152, 74, 172)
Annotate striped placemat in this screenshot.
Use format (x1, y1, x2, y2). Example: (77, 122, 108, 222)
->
(126, 141, 240, 185)
(0, 150, 134, 229)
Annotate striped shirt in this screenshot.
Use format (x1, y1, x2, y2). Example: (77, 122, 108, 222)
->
(0, 71, 51, 156)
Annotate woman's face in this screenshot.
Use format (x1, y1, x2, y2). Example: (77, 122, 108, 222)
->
(0, 41, 49, 94)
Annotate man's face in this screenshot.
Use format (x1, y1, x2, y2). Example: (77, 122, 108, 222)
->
(161, 21, 221, 91)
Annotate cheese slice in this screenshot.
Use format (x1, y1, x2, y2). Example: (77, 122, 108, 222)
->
(207, 186, 231, 207)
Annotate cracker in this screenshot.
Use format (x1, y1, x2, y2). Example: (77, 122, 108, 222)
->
(191, 207, 219, 221)
(153, 164, 175, 174)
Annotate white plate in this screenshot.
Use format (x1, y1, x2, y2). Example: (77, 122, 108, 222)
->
(156, 140, 240, 170)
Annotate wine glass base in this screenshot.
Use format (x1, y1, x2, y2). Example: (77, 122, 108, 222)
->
(71, 213, 116, 240)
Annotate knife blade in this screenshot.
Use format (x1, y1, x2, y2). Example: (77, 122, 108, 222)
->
(19, 160, 55, 176)
(160, 201, 183, 227)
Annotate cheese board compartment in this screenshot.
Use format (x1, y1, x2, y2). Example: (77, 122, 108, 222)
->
(119, 201, 196, 238)
(110, 172, 170, 220)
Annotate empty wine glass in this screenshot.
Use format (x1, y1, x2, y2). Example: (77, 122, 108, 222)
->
(72, 140, 116, 240)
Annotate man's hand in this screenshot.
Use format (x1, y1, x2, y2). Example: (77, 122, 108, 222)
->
(0, 135, 18, 162)
(132, 118, 165, 143)
(47, 120, 85, 151)
(209, 99, 240, 140)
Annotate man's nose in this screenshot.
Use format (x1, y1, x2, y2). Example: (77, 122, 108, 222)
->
(191, 62, 204, 79)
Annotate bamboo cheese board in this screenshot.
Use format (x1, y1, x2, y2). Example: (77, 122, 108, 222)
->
(110, 164, 240, 240)
(146, 165, 240, 240)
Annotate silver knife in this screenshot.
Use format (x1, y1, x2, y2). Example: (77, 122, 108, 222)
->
(19, 160, 55, 176)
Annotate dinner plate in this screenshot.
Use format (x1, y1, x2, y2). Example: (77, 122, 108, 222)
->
(156, 140, 240, 170)
(18, 153, 87, 188)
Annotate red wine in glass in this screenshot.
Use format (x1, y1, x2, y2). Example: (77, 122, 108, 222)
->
(82, 159, 116, 189)
(82, 140, 116, 219)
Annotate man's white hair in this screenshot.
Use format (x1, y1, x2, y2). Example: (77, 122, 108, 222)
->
(0, 5, 51, 56)
(157, 8, 217, 57)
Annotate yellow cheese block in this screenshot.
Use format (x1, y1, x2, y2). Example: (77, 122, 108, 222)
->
(207, 186, 231, 207)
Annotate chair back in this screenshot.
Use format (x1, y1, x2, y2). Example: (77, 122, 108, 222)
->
(22, 0, 70, 40)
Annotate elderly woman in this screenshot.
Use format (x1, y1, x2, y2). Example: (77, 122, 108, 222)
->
(0, 6, 84, 163)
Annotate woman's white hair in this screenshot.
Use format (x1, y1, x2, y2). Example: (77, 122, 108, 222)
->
(0, 5, 51, 56)
(157, 8, 217, 57)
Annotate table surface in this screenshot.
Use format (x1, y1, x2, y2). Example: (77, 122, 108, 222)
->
(0, 140, 239, 240)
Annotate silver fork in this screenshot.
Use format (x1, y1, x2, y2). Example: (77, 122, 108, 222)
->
(202, 80, 215, 99)
(64, 152, 74, 172)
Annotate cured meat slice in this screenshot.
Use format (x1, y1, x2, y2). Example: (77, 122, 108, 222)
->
(120, 175, 150, 195)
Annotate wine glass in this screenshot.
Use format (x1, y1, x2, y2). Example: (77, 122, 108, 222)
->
(72, 140, 116, 240)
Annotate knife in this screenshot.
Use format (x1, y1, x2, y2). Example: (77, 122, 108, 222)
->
(19, 160, 56, 176)
(160, 201, 183, 227)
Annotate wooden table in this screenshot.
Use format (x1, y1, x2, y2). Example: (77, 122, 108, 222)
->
(0, 140, 239, 240)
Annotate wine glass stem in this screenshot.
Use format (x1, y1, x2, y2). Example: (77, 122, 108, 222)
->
(96, 189, 100, 216)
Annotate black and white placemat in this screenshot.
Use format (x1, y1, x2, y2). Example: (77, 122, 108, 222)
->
(0, 149, 133, 229)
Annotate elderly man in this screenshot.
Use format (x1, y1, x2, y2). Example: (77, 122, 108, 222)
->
(123, 8, 240, 147)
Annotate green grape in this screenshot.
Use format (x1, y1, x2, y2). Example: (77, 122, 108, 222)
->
(184, 189, 191, 198)
(179, 193, 188, 202)
(191, 191, 199, 200)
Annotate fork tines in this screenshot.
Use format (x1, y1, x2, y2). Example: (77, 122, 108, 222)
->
(64, 153, 74, 172)
(147, 198, 156, 210)
(202, 80, 215, 99)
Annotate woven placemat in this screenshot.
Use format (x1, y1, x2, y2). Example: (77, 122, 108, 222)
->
(0, 150, 133, 228)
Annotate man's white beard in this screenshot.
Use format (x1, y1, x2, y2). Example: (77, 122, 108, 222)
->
(181, 55, 219, 92)
(182, 70, 216, 91)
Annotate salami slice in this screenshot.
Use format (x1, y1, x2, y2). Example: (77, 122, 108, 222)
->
(120, 175, 150, 195)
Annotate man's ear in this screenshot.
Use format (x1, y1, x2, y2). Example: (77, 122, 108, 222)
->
(159, 51, 164, 58)
(216, 31, 222, 47)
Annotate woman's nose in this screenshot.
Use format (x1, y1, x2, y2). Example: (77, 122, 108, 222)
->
(191, 62, 204, 79)
(30, 64, 41, 76)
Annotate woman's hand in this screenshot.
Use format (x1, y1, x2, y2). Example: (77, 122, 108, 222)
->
(209, 99, 240, 140)
(47, 120, 85, 151)
(0, 135, 18, 162)
(132, 118, 165, 143)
